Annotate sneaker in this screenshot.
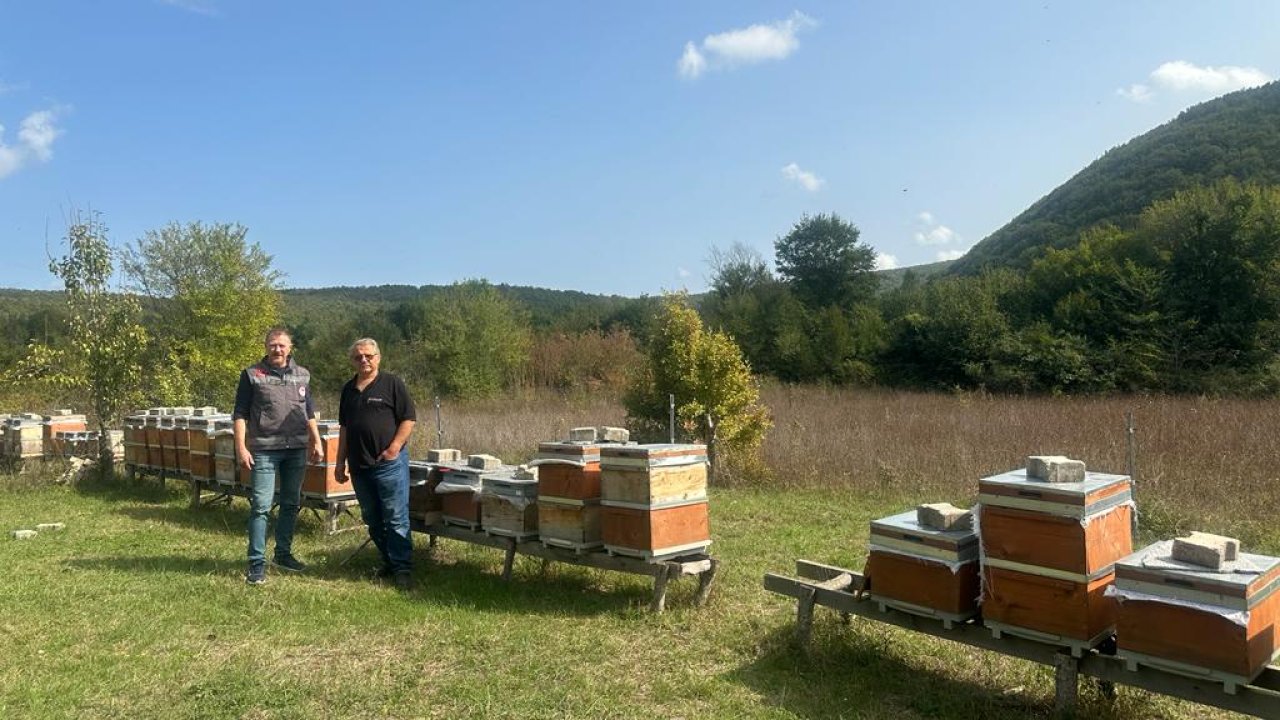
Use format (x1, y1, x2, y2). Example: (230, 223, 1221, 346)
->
(246, 562, 267, 585)
(273, 554, 307, 573)
(376, 564, 394, 579)
(393, 570, 413, 590)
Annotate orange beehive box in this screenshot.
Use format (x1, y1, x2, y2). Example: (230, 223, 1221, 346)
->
(982, 565, 1117, 644)
(143, 415, 163, 468)
(302, 463, 354, 499)
(601, 500, 710, 559)
(43, 413, 87, 456)
(441, 491, 482, 527)
(865, 509, 980, 620)
(1114, 541, 1280, 685)
(978, 468, 1133, 576)
(315, 421, 340, 464)
(534, 442, 601, 500)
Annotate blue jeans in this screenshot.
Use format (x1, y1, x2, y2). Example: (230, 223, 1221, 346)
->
(246, 448, 306, 564)
(351, 451, 413, 573)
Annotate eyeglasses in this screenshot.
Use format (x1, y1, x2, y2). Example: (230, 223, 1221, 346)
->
(352, 353, 379, 361)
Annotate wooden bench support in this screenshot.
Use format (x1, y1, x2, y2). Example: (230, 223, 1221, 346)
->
(764, 559, 1280, 719)
(419, 520, 718, 612)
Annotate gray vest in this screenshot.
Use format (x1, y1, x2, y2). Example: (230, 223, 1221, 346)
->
(245, 358, 312, 451)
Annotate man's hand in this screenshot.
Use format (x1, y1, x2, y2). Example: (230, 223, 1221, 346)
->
(308, 444, 323, 465)
(377, 443, 402, 463)
(336, 462, 350, 485)
(237, 445, 254, 471)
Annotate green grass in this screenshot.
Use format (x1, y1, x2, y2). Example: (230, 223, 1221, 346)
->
(0, 468, 1247, 719)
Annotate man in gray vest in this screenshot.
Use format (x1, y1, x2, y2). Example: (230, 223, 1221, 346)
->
(233, 327, 323, 585)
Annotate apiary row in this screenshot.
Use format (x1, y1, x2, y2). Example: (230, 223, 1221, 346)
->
(408, 430, 712, 560)
(123, 408, 348, 499)
(863, 455, 1279, 689)
(1, 410, 99, 460)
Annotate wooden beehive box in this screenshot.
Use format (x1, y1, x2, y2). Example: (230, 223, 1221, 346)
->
(978, 468, 1133, 575)
(144, 414, 163, 468)
(43, 413, 87, 457)
(407, 461, 444, 517)
(122, 415, 146, 465)
(173, 416, 192, 473)
(1113, 541, 1280, 685)
(481, 475, 539, 538)
(315, 420, 340, 463)
(865, 509, 980, 620)
(534, 442, 601, 500)
(600, 443, 708, 507)
(437, 467, 486, 528)
(982, 565, 1117, 644)
(5, 417, 44, 459)
(538, 499, 601, 548)
(158, 415, 178, 472)
(600, 500, 710, 560)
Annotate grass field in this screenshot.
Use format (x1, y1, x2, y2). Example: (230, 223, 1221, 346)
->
(2, 388, 1274, 719)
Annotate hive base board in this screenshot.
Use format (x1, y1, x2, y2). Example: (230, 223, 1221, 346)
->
(443, 516, 482, 530)
(485, 527, 539, 540)
(540, 537, 603, 553)
(986, 619, 1113, 658)
(1119, 648, 1280, 695)
(869, 594, 977, 629)
(604, 540, 711, 561)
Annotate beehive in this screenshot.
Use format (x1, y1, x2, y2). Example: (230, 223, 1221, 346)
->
(186, 415, 227, 482)
(1113, 540, 1280, 686)
(865, 508, 980, 621)
(480, 475, 539, 538)
(301, 421, 349, 498)
(4, 416, 45, 459)
(408, 461, 443, 521)
(437, 466, 487, 528)
(598, 444, 710, 559)
(978, 465, 1133, 645)
(43, 412, 87, 457)
(534, 442, 601, 500)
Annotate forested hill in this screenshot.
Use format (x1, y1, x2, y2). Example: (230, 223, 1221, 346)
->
(950, 80, 1280, 274)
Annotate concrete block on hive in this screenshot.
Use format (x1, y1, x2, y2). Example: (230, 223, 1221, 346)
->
(1026, 455, 1085, 483)
(467, 453, 502, 470)
(569, 427, 597, 443)
(1172, 532, 1240, 570)
(916, 502, 972, 531)
(192, 406, 219, 417)
(514, 464, 538, 480)
(51, 408, 74, 417)
(598, 426, 629, 443)
(428, 448, 462, 463)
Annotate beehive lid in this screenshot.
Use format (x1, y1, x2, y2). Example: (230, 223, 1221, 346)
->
(870, 509, 978, 556)
(44, 414, 87, 424)
(316, 420, 340, 434)
(1115, 540, 1280, 610)
(483, 474, 539, 498)
(187, 415, 230, 430)
(535, 441, 601, 464)
(978, 468, 1130, 513)
(600, 443, 707, 468)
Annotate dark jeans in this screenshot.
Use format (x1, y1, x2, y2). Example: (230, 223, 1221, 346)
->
(246, 448, 306, 564)
(352, 451, 413, 573)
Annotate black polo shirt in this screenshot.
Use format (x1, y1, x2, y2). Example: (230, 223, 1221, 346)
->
(339, 371, 416, 472)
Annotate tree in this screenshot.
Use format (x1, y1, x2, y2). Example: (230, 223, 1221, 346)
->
(402, 280, 532, 399)
(774, 213, 878, 309)
(122, 222, 282, 407)
(624, 293, 770, 479)
(8, 211, 147, 471)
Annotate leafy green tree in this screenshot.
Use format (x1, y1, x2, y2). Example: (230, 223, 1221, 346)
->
(122, 222, 282, 407)
(403, 280, 532, 399)
(624, 293, 770, 477)
(8, 211, 147, 470)
(774, 213, 878, 309)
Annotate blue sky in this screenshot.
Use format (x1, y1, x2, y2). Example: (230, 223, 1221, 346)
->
(2, 2, 1277, 296)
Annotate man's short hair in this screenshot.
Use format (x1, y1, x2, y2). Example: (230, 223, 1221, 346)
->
(349, 338, 380, 357)
(265, 326, 293, 344)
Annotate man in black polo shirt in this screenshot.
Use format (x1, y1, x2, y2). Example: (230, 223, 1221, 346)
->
(336, 338, 417, 589)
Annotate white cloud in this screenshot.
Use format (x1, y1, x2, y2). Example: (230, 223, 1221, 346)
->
(677, 42, 707, 79)
(1119, 61, 1272, 102)
(677, 266, 691, 279)
(677, 11, 816, 79)
(913, 211, 959, 246)
(781, 162, 823, 192)
(936, 249, 966, 262)
(875, 253, 898, 271)
(1117, 84, 1153, 102)
(0, 109, 62, 180)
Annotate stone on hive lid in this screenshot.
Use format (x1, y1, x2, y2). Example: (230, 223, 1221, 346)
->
(428, 448, 462, 463)
(916, 503, 972, 532)
(598, 426, 629, 443)
(513, 464, 538, 480)
(568, 427, 597, 443)
(1172, 531, 1241, 569)
(52, 408, 74, 416)
(467, 453, 502, 470)
(1026, 455, 1086, 483)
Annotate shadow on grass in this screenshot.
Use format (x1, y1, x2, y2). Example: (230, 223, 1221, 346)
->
(726, 621, 1102, 720)
(64, 553, 236, 577)
(311, 537, 658, 618)
(74, 469, 185, 505)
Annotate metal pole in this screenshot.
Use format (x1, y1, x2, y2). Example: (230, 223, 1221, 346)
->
(668, 393, 675, 444)
(1125, 408, 1138, 534)
(434, 396, 444, 447)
